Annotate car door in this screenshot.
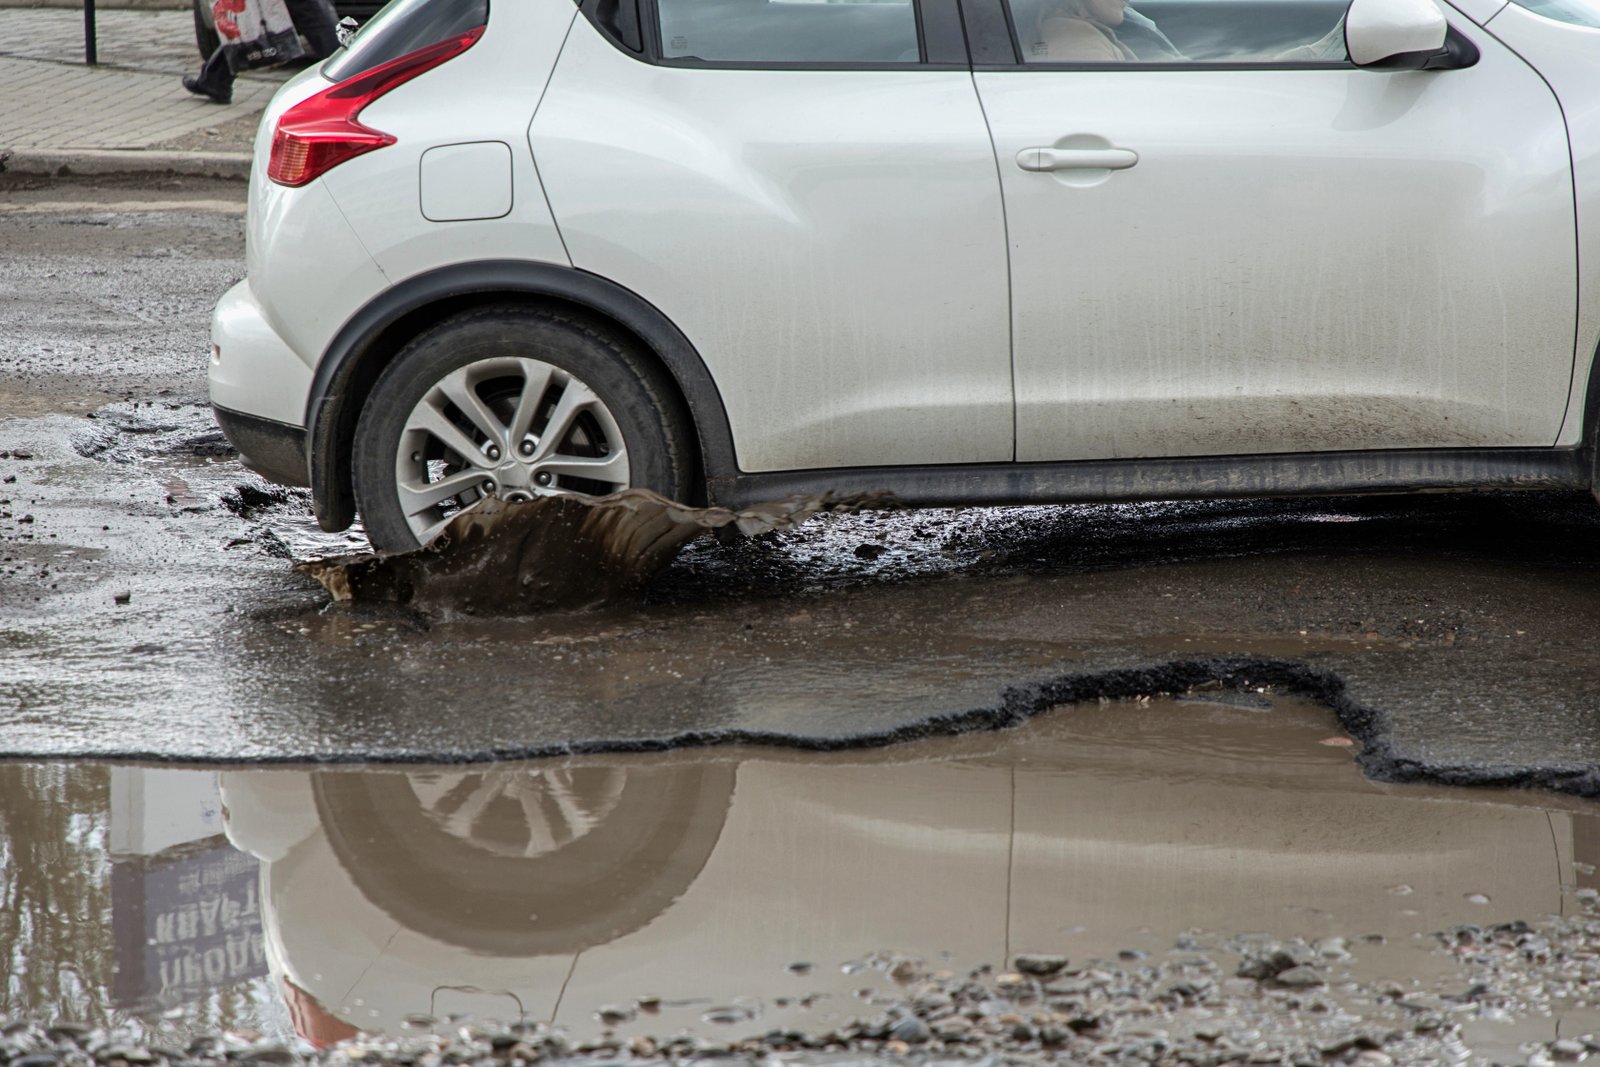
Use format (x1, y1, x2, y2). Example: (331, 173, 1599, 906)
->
(529, 0, 1013, 474)
(966, 0, 1578, 462)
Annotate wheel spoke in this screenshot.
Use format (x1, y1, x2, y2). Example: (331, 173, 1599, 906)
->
(411, 512, 458, 546)
(389, 352, 637, 547)
(436, 368, 508, 446)
(507, 360, 555, 448)
(530, 380, 599, 462)
(519, 788, 560, 857)
(442, 775, 504, 840)
(545, 781, 595, 838)
(536, 450, 629, 485)
(405, 404, 488, 467)
(398, 468, 484, 515)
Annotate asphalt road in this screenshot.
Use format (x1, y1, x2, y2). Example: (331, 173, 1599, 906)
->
(4, 175, 1600, 793)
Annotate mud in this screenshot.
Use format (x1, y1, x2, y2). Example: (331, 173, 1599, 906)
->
(298, 491, 883, 613)
(7, 183, 1600, 797)
(3, 696, 1599, 1067)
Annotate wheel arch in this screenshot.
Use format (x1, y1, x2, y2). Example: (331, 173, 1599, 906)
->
(1580, 330, 1600, 503)
(305, 260, 737, 532)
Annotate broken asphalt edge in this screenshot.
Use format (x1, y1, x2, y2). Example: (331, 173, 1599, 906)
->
(7, 654, 1598, 801)
(0, 147, 251, 179)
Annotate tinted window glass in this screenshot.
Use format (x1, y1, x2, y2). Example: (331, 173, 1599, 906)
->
(324, 0, 489, 80)
(657, 0, 921, 64)
(1006, 0, 1349, 63)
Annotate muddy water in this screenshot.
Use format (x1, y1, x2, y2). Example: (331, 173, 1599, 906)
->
(3, 695, 1596, 1063)
(297, 491, 882, 613)
(10, 396, 1600, 790)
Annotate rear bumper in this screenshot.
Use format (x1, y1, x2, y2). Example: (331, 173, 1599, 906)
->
(214, 405, 311, 488)
(208, 277, 315, 487)
(209, 278, 317, 426)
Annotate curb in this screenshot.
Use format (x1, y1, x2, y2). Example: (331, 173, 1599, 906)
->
(0, 147, 251, 178)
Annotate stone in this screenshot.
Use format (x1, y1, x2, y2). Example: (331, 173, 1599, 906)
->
(1012, 955, 1068, 978)
(889, 1018, 931, 1044)
(1272, 966, 1325, 989)
(889, 958, 921, 984)
(594, 1007, 634, 1027)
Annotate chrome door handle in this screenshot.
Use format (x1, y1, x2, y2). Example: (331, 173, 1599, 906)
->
(1016, 147, 1139, 172)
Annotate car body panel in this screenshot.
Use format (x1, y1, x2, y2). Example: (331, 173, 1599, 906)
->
(1434, 0, 1509, 25)
(529, 17, 1015, 473)
(212, 0, 1600, 528)
(209, 280, 316, 426)
(976, 21, 1577, 461)
(1482, 2, 1600, 446)
(212, 1, 573, 439)
(233, 125, 390, 430)
(319, 0, 575, 284)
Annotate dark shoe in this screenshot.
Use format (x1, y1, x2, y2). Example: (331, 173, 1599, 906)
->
(182, 75, 232, 105)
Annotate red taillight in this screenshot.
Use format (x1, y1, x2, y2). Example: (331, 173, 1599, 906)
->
(266, 26, 484, 188)
(281, 977, 361, 1050)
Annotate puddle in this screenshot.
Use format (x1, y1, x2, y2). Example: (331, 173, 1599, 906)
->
(296, 491, 880, 614)
(3, 695, 1598, 1065)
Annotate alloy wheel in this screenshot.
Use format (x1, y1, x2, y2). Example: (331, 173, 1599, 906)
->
(392, 356, 631, 544)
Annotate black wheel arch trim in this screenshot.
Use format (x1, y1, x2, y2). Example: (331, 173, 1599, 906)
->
(1579, 331, 1600, 501)
(304, 259, 739, 532)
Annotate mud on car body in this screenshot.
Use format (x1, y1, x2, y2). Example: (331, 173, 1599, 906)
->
(208, 0, 1600, 553)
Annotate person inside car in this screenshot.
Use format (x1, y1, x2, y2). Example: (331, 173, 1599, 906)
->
(1021, 0, 1344, 61)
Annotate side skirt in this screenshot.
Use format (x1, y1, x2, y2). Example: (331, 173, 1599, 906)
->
(708, 447, 1590, 510)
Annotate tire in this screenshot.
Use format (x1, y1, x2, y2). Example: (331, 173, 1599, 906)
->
(313, 763, 737, 955)
(193, 0, 220, 60)
(351, 306, 695, 553)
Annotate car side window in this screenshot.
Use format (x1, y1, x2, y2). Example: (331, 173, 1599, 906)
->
(1004, 0, 1351, 64)
(655, 0, 924, 64)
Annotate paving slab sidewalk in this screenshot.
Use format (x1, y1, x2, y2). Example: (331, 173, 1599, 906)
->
(0, 7, 293, 178)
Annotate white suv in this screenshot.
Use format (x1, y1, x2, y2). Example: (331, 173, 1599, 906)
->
(208, 0, 1600, 552)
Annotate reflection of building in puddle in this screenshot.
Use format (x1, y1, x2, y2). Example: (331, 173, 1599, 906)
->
(0, 764, 274, 1039)
(108, 768, 267, 1014)
(218, 697, 1600, 1047)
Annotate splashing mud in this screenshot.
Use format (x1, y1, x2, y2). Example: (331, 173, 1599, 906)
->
(296, 490, 883, 613)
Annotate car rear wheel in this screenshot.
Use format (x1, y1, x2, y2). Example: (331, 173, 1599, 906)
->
(351, 306, 694, 553)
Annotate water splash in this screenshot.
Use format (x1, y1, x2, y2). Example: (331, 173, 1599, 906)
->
(295, 489, 882, 614)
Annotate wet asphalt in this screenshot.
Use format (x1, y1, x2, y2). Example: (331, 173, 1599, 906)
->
(4, 176, 1600, 791)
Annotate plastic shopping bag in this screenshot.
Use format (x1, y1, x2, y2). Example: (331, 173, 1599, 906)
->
(211, 0, 305, 70)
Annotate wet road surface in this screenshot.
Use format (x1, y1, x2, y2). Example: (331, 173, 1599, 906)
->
(5, 178, 1600, 796)
(5, 696, 1600, 1067)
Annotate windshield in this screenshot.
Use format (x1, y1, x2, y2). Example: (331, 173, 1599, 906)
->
(1508, 0, 1600, 27)
(324, 0, 490, 81)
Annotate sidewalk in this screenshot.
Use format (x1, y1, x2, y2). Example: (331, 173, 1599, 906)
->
(0, 7, 293, 178)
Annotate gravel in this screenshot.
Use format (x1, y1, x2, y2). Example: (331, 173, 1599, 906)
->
(10, 897, 1600, 1067)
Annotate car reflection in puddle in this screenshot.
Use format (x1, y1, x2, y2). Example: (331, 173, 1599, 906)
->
(3, 694, 1598, 1061)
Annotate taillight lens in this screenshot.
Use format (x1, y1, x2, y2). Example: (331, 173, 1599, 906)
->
(266, 26, 483, 188)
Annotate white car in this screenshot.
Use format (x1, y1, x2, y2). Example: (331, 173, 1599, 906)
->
(208, 0, 1600, 552)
